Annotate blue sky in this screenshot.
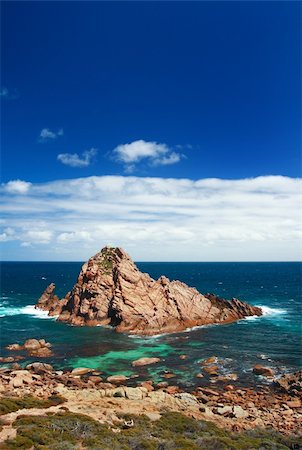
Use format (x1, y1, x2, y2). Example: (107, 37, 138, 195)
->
(1, 2, 301, 261)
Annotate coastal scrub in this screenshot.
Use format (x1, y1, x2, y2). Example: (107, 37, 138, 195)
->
(1, 411, 301, 450)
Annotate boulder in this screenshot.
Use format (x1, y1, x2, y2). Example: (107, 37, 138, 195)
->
(140, 381, 154, 392)
(156, 382, 168, 389)
(6, 344, 22, 351)
(88, 376, 103, 385)
(274, 371, 302, 396)
(175, 392, 198, 406)
(71, 367, 92, 376)
(165, 386, 180, 395)
(0, 357, 14, 363)
(224, 385, 235, 391)
(253, 365, 275, 377)
(11, 363, 22, 370)
(216, 405, 233, 416)
(132, 357, 161, 367)
(23, 339, 41, 350)
(26, 362, 53, 374)
(202, 356, 217, 365)
(232, 405, 248, 419)
(124, 387, 148, 400)
(35, 246, 263, 335)
(203, 365, 219, 375)
(107, 375, 128, 384)
(28, 347, 53, 357)
(6, 339, 53, 358)
(286, 399, 301, 408)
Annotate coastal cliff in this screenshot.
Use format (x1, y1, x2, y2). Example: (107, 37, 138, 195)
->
(35, 246, 262, 335)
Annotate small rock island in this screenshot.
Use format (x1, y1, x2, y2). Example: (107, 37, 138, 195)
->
(36, 246, 262, 335)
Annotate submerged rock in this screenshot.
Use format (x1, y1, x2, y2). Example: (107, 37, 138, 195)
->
(35, 246, 262, 335)
(132, 357, 161, 367)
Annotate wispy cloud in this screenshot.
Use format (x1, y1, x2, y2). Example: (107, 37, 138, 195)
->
(0, 87, 9, 97)
(39, 128, 64, 142)
(113, 140, 184, 172)
(57, 148, 97, 168)
(0, 87, 19, 100)
(0, 175, 301, 261)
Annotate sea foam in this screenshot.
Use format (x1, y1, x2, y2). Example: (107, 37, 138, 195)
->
(0, 304, 55, 319)
(256, 305, 287, 316)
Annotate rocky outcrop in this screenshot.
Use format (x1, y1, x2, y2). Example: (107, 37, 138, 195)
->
(36, 283, 65, 316)
(274, 371, 302, 397)
(6, 339, 53, 358)
(35, 246, 262, 335)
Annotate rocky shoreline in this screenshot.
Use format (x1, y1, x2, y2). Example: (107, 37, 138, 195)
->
(0, 358, 301, 441)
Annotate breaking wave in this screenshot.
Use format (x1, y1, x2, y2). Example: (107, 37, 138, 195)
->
(0, 305, 55, 319)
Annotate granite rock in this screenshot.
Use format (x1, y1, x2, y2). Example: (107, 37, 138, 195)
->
(36, 246, 262, 335)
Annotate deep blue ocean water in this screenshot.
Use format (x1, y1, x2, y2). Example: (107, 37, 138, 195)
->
(1, 262, 301, 389)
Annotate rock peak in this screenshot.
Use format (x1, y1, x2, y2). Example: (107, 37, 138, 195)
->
(36, 247, 262, 335)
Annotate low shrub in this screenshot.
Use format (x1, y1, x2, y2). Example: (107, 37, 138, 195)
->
(0, 394, 65, 415)
(1, 410, 301, 450)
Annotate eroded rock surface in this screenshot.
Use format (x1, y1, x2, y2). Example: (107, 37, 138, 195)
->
(35, 246, 262, 335)
(274, 371, 302, 397)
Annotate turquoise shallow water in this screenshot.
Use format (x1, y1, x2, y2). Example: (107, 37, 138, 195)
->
(1, 262, 301, 389)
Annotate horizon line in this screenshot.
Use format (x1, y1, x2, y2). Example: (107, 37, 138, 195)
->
(1, 260, 301, 264)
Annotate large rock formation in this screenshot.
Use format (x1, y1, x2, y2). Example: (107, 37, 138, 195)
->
(35, 246, 262, 335)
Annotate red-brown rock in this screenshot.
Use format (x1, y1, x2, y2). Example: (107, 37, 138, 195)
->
(253, 365, 275, 377)
(132, 357, 161, 367)
(35, 246, 262, 335)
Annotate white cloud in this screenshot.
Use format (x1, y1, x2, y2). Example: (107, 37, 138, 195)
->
(57, 148, 97, 168)
(113, 140, 183, 171)
(39, 128, 64, 142)
(0, 87, 9, 97)
(0, 175, 301, 261)
(23, 230, 53, 244)
(0, 227, 15, 242)
(152, 151, 182, 166)
(3, 180, 32, 194)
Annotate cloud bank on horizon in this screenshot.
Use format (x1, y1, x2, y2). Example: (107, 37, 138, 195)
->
(1, 175, 301, 261)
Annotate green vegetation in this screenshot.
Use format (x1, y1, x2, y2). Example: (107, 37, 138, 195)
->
(98, 247, 114, 274)
(0, 395, 65, 415)
(1, 411, 301, 450)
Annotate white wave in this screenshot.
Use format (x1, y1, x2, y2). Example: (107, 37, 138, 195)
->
(239, 305, 287, 324)
(0, 304, 56, 319)
(256, 305, 287, 316)
(243, 315, 259, 321)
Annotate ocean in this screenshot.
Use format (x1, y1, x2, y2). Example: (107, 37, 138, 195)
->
(1, 261, 301, 389)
